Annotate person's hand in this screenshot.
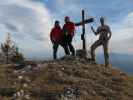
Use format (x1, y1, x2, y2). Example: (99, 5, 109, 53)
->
(108, 32, 112, 40)
(51, 39, 55, 44)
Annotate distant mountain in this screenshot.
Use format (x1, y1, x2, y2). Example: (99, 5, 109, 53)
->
(96, 53, 133, 75)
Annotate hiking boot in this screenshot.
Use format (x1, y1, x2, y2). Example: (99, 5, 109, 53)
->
(88, 58, 97, 64)
(105, 63, 112, 68)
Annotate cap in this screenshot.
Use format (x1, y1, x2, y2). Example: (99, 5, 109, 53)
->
(65, 16, 70, 20)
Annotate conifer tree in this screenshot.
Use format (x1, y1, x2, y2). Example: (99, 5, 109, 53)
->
(1, 33, 15, 63)
(1, 33, 24, 64)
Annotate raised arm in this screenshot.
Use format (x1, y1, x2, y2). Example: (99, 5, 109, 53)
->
(91, 26, 97, 35)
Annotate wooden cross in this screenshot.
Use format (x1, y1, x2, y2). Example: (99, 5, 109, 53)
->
(75, 10, 94, 51)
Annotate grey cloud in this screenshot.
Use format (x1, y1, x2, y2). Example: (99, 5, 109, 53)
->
(4, 22, 19, 32)
(0, 0, 52, 42)
(0, 0, 53, 58)
(110, 12, 133, 54)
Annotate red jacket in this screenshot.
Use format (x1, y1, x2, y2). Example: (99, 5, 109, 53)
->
(63, 22, 75, 37)
(50, 26, 62, 42)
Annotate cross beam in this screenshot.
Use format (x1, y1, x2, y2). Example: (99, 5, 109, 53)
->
(75, 18, 94, 26)
(75, 10, 94, 51)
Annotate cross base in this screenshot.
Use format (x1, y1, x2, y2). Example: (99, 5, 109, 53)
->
(76, 49, 87, 58)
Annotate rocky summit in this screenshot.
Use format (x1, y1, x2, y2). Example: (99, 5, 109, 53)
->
(0, 56, 133, 100)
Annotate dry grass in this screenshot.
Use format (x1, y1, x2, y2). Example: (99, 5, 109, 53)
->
(0, 60, 133, 100)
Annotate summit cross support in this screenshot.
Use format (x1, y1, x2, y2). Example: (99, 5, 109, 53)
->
(75, 10, 94, 51)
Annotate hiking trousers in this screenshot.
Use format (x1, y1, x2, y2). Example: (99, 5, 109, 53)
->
(53, 42, 69, 59)
(63, 35, 75, 56)
(91, 39, 109, 66)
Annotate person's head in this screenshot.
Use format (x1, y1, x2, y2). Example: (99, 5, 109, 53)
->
(100, 17, 105, 26)
(65, 16, 70, 23)
(54, 20, 60, 27)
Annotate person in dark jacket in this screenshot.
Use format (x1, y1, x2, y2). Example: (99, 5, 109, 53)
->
(91, 17, 112, 66)
(50, 20, 69, 59)
(63, 16, 75, 56)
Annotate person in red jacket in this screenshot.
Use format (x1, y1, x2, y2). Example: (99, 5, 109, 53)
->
(63, 16, 75, 56)
(50, 20, 69, 59)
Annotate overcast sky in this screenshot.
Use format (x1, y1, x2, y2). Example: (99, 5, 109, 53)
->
(0, 0, 133, 59)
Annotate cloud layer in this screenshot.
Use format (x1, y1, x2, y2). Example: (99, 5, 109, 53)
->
(111, 12, 133, 54)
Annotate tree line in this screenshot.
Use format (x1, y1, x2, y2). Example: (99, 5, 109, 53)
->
(0, 33, 24, 64)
